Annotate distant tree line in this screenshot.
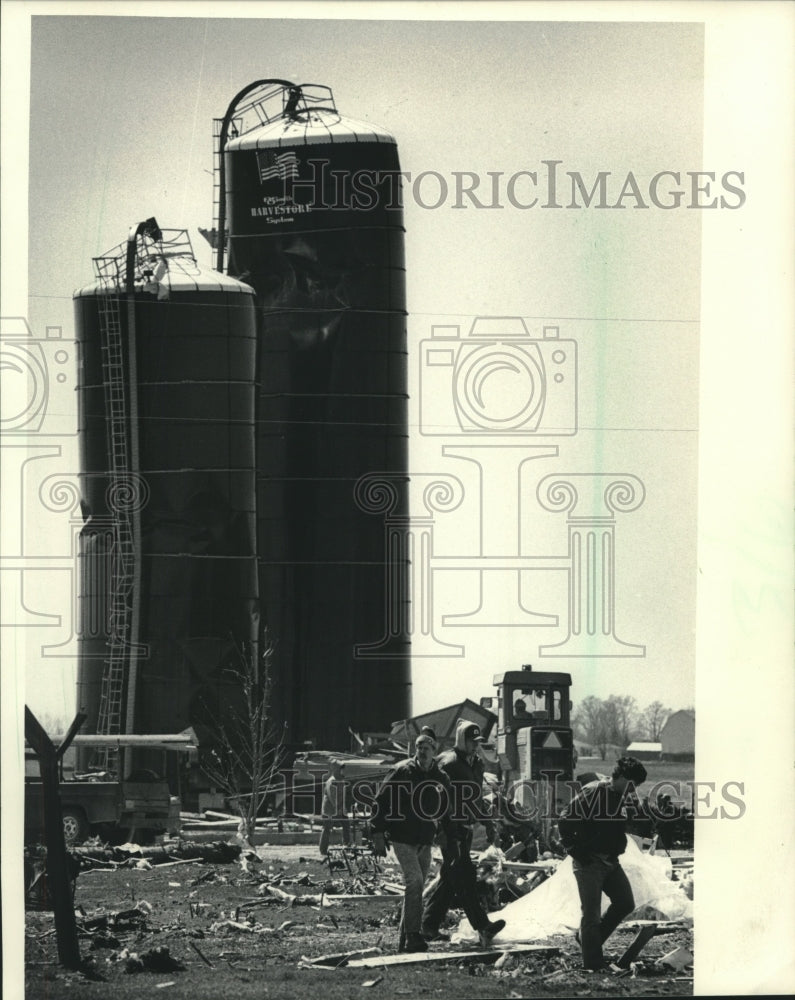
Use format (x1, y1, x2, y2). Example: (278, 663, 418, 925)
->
(572, 696, 681, 760)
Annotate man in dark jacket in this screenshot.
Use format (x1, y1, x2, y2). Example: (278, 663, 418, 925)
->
(558, 756, 648, 971)
(371, 733, 452, 953)
(420, 721, 506, 948)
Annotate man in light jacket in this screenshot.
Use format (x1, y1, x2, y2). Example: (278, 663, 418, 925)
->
(319, 759, 352, 856)
(371, 733, 452, 953)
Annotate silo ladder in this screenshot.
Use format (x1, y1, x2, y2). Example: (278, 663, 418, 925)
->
(93, 290, 135, 770)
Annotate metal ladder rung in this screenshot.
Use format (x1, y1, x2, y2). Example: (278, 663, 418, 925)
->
(95, 287, 134, 739)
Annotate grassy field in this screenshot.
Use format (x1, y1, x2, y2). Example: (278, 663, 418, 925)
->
(577, 758, 695, 808)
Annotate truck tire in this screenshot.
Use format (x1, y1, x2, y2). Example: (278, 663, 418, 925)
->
(61, 808, 88, 846)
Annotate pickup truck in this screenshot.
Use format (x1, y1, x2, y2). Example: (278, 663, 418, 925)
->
(25, 771, 181, 845)
(24, 731, 196, 846)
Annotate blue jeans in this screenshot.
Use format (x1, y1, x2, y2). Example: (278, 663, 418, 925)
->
(572, 857, 634, 969)
(392, 841, 432, 934)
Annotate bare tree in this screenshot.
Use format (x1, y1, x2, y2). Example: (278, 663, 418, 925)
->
(603, 694, 638, 750)
(199, 633, 286, 847)
(639, 700, 670, 741)
(572, 696, 611, 759)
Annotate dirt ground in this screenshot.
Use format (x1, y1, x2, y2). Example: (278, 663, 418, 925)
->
(23, 840, 693, 1000)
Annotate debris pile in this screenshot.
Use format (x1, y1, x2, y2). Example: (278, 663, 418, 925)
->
(120, 945, 186, 975)
(473, 844, 558, 910)
(453, 838, 693, 946)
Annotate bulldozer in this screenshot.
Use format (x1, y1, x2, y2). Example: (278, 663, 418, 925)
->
(482, 664, 575, 852)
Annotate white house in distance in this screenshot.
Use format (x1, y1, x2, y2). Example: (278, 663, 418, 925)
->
(626, 740, 662, 761)
(660, 709, 695, 761)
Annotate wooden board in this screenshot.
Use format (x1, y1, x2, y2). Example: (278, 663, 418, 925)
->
(305, 947, 382, 967)
(343, 943, 559, 969)
(616, 924, 658, 968)
(325, 893, 401, 903)
(503, 861, 560, 873)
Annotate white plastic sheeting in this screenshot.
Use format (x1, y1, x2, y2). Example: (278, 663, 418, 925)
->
(452, 838, 693, 945)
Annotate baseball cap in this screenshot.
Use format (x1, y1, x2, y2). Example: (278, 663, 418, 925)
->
(462, 723, 485, 742)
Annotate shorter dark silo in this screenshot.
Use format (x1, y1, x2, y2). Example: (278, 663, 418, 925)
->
(73, 223, 259, 769)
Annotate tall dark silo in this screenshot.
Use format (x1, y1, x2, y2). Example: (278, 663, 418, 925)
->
(216, 81, 410, 750)
(73, 223, 259, 766)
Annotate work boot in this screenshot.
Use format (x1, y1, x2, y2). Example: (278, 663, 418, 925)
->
(404, 933, 428, 953)
(478, 918, 506, 949)
(422, 928, 451, 943)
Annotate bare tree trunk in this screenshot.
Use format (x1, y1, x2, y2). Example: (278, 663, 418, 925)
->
(199, 634, 286, 848)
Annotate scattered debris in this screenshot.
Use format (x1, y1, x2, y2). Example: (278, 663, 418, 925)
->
(622, 920, 688, 931)
(73, 841, 241, 866)
(24, 849, 82, 910)
(616, 924, 658, 968)
(209, 919, 277, 936)
(325, 845, 382, 878)
(82, 902, 152, 933)
(189, 941, 214, 968)
(156, 858, 204, 871)
(25, 821, 694, 996)
(236, 896, 283, 913)
(123, 946, 186, 975)
(89, 930, 121, 950)
(238, 850, 264, 874)
(262, 884, 327, 906)
(191, 869, 220, 886)
(303, 947, 383, 968)
(657, 946, 693, 972)
(260, 884, 295, 904)
(325, 893, 402, 905)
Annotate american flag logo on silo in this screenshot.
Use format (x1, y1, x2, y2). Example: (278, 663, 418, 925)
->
(256, 150, 299, 183)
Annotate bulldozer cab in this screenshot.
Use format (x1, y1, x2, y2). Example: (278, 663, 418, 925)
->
(506, 681, 570, 728)
(490, 665, 572, 738)
(486, 665, 574, 832)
